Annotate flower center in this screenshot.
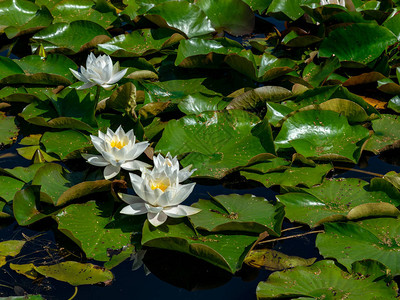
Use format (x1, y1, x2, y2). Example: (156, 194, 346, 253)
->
(150, 178, 170, 192)
(110, 138, 127, 149)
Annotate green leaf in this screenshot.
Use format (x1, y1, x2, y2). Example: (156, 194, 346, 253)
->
(32, 20, 111, 54)
(54, 201, 140, 261)
(0, 56, 24, 80)
(0, 240, 26, 257)
(244, 249, 316, 271)
(267, 0, 304, 20)
(226, 86, 292, 110)
(145, 1, 215, 38)
(11, 261, 114, 286)
(303, 56, 340, 87)
(141, 218, 258, 273)
(98, 28, 183, 57)
(242, 163, 332, 188)
(0, 112, 18, 146)
(364, 114, 400, 154)
(319, 23, 397, 64)
(190, 194, 284, 235)
(316, 218, 400, 276)
(13, 186, 50, 226)
(178, 93, 227, 115)
(195, 0, 254, 36)
(156, 110, 272, 179)
(0, 176, 25, 202)
(40, 130, 91, 160)
(256, 259, 398, 299)
(383, 10, 400, 40)
(275, 110, 370, 162)
(388, 95, 400, 113)
(51, 0, 118, 28)
(277, 178, 400, 227)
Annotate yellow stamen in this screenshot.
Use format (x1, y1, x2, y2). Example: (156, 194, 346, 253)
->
(110, 139, 127, 149)
(150, 181, 169, 192)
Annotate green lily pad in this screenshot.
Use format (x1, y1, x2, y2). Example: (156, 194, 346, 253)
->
(277, 178, 400, 227)
(155, 110, 273, 179)
(302, 56, 340, 87)
(242, 163, 332, 188)
(0, 112, 18, 146)
(195, 0, 254, 36)
(175, 37, 243, 67)
(256, 259, 398, 299)
(50, 0, 118, 28)
(317, 218, 400, 276)
(141, 218, 258, 273)
(13, 186, 50, 226)
(241, 0, 271, 12)
(40, 130, 91, 160)
(388, 95, 400, 113)
(226, 86, 292, 110)
(0, 57, 24, 80)
(0, 0, 52, 38)
(244, 249, 316, 271)
(0, 240, 26, 257)
(0, 176, 25, 202)
(319, 23, 397, 64)
(178, 93, 227, 115)
(54, 200, 141, 261)
(31, 163, 111, 206)
(364, 114, 400, 154)
(267, 0, 304, 20)
(10, 261, 114, 286)
(32, 20, 111, 54)
(98, 28, 183, 57)
(145, 1, 215, 38)
(190, 194, 284, 235)
(275, 110, 370, 162)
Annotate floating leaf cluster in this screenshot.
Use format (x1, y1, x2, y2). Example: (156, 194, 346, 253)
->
(1, 0, 400, 298)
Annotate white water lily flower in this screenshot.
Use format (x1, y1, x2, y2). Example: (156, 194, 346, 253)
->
(320, 0, 346, 7)
(153, 152, 196, 183)
(119, 155, 200, 227)
(69, 53, 127, 90)
(82, 126, 150, 180)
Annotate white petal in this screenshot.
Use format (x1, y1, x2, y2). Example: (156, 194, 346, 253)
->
(120, 204, 147, 215)
(104, 165, 120, 179)
(145, 204, 163, 214)
(147, 212, 168, 227)
(91, 136, 105, 153)
(108, 68, 128, 84)
(163, 205, 201, 218)
(69, 68, 87, 82)
(169, 182, 196, 206)
(77, 82, 96, 90)
(121, 160, 151, 171)
(82, 154, 110, 167)
(126, 141, 149, 159)
(155, 189, 173, 207)
(118, 193, 143, 205)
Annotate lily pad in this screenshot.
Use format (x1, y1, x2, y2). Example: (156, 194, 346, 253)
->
(32, 20, 111, 54)
(54, 200, 141, 261)
(98, 28, 183, 57)
(275, 110, 370, 162)
(277, 178, 400, 227)
(190, 194, 284, 235)
(364, 114, 400, 154)
(319, 23, 397, 64)
(141, 218, 258, 273)
(0, 112, 18, 146)
(195, 0, 255, 36)
(245, 249, 316, 271)
(242, 163, 332, 188)
(256, 259, 398, 299)
(155, 110, 273, 178)
(178, 93, 227, 115)
(0, 240, 26, 257)
(0, 176, 25, 202)
(10, 261, 114, 286)
(316, 218, 400, 275)
(145, 1, 215, 38)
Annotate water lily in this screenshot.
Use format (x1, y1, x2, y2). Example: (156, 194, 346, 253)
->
(320, 0, 345, 6)
(119, 154, 200, 227)
(82, 126, 150, 180)
(69, 53, 127, 90)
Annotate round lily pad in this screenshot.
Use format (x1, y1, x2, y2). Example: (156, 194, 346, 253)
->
(364, 114, 400, 154)
(316, 217, 400, 276)
(190, 194, 284, 235)
(275, 110, 370, 162)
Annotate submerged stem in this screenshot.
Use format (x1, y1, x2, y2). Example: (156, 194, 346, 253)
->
(258, 230, 324, 244)
(94, 85, 101, 103)
(334, 166, 384, 178)
(68, 286, 78, 300)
